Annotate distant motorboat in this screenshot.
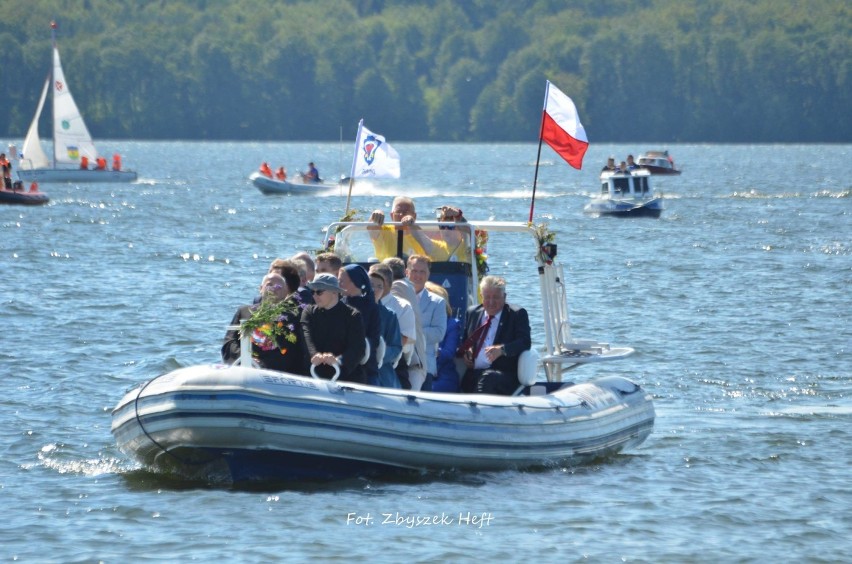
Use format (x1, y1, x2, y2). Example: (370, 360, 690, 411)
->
(585, 169, 664, 218)
(249, 172, 343, 195)
(636, 150, 681, 175)
(0, 182, 49, 206)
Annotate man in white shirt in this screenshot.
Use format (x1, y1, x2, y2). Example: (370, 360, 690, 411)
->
(458, 275, 531, 395)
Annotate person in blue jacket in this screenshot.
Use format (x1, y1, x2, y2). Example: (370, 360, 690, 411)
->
(369, 270, 403, 388)
(426, 281, 462, 392)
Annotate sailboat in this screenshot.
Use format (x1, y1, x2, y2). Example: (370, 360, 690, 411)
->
(16, 23, 137, 183)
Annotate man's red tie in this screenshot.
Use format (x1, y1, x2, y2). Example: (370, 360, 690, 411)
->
(472, 314, 492, 359)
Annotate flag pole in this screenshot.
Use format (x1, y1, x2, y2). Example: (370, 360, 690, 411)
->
(344, 119, 363, 216)
(529, 82, 551, 223)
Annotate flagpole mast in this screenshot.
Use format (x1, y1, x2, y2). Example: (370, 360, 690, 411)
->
(344, 119, 363, 216)
(529, 81, 551, 223)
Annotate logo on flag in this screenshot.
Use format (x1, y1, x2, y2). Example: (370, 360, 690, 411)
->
(362, 135, 382, 165)
(67, 146, 79, 159)
(350, 121, 400, 179)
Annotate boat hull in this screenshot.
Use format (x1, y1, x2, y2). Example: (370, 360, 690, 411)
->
(17, 168, 137, 183)
(250, 172, 340, 195)
(584, 197, 664, 218)
(0, 189, 49, 205)
(640, 165, 681, 175)
(111, 365, 655, 483)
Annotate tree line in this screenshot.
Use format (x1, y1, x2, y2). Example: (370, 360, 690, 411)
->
(0, 0, 849, 143)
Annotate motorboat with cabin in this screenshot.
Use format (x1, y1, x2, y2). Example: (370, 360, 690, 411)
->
(636, 150, 681, 175)
(585, 168, 664, 218)
(111, 218, 654, 483)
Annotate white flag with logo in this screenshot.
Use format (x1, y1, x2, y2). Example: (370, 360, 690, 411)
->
(351, 120, 401, 178)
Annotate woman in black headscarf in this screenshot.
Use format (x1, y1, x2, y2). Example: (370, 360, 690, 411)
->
(338, 264, 381, 383)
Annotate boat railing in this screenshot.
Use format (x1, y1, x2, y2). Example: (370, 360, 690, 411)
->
(538, 261, 634, 380)
(224, 323, 256, 368)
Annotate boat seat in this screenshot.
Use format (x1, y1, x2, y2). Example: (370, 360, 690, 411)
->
(512, 349, 540, 396)
(429, 261, 472, 323)
(348, 259, 472, 324)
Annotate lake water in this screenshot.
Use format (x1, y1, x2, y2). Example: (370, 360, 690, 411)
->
(1, 142, 849, 562)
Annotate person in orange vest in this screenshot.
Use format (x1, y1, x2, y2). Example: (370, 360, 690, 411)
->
(112, 153, 122, 171)
(259, 162, 273, 177)
(275, 166, 287, 181)
(95, 157, 107, 170)
(80, 156, 89, 170)
(0, 153, 11, 189)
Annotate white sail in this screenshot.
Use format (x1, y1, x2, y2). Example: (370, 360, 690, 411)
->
(51, 46, 97, 166)
(19, 77, 51, 171)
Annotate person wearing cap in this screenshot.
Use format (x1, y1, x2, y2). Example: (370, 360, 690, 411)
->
(300, 273, 367, 383)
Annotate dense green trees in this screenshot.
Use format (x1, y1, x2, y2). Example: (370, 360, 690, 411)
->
(0, 0, 848, 142)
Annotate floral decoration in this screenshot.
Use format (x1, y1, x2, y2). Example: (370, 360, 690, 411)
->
(318, 209, 360, 253)
(532, 222, 557, 265)
(474, 229, 489, 278)
(240, 296, 301, 356)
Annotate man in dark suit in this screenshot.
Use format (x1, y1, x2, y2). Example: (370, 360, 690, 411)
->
(458, 275, 531, 395)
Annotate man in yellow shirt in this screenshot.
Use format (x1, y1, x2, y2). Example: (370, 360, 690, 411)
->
(369, 196, 451, 261)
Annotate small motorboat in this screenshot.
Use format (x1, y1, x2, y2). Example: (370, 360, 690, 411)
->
(636, 150, 681, 175)
(0, 182, 49, 206)
(112, 219, 654, 483)
(249, 172, 343, 195)
(585, 169, 664, 218)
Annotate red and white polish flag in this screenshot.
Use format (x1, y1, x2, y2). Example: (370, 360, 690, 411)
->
(541, 81, 588, 170)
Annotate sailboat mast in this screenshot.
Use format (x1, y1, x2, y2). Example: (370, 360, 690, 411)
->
(50, 21, 58, 168)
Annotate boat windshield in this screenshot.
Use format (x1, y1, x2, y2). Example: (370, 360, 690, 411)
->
(329, 223, 474, 265)
(612, 177, 630, 195)
(327, 221, 477, 319)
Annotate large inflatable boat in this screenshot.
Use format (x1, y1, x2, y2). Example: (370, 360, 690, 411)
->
(112, 219, 654, 483)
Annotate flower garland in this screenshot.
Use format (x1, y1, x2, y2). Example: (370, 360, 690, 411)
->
(474, 229, 489, 278)
(240, 297, 301, 355)
(532, 222, 557, 265)
(321, 209, 360, 254)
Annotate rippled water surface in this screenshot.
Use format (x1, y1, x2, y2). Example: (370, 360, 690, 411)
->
(1, 142, 849, 561)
